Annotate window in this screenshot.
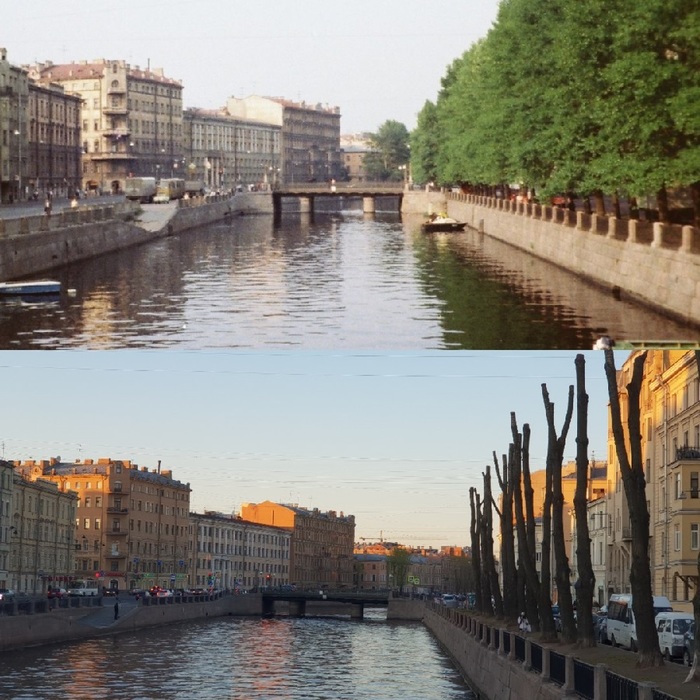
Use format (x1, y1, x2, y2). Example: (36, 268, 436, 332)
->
(676, 472, 682, 499)
(692, 524, 699, 550)
(83, 518, 90, 529)
(692, 473, 699, 498)
(675, 524, 681, 551)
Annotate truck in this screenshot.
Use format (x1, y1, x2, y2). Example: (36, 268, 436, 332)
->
(67, 579, 100, 597)
(125, 177, 157, 203)
(185, 180, 206, 197)
(153, 177, 186, 203)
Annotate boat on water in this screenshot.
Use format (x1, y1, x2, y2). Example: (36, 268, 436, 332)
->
(421, 215, 467, 233)
(0, 280, 61, 296)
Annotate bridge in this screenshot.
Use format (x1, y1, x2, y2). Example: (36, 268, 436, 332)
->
(261, 589, 391, 619)
(272, 182, 405, 219)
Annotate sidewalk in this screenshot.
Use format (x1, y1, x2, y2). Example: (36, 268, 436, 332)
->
(77, 597, 139, 629)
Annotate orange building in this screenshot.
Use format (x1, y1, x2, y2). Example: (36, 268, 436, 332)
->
(240, 501, 355, 589)
(14, 457, 191, 592)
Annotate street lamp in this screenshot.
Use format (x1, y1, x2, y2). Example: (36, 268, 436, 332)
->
(13, 129, 21, 202)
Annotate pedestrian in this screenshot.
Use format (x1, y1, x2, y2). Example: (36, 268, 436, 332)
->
(518, 611, 531, 634)
(114, 598, 119, 621)
(44, 198, 52, 216)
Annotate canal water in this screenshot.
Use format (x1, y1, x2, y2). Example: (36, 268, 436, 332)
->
(0, 207, 691, 349)
(0, 613, 476, 699)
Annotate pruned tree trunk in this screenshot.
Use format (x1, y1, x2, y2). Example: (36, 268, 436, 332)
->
(657, 185, 669, 223)
(511, 414, 541, 632)
(494, 451, 518, 621)
(593, 189, 606, 217)
(469, 487, 484, 613)
(542, 382, 575, 642)
(604, 349, 662, 668)
(574, 354, 596, 647)
(483, 465, 504, 617)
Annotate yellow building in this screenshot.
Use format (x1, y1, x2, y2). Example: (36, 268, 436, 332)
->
(241, 501, 355, 589)
(8, 466, 77, 594)
(14, 457, 191, 593)
(606, 350, 700, 610)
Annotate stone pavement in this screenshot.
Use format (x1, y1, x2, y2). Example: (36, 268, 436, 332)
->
(77, 596, 139, 629)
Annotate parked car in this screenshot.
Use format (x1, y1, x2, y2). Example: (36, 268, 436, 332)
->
(442, 594, 458, 609)
(0, 588, 15, 602)
(47, 587, 67, 599)
(656, 612, 694, 662)
(684, 622, 695, 666)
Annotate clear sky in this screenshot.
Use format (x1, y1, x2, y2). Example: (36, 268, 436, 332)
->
(3, 0, 501, 134)
(0, 350, 625, 549)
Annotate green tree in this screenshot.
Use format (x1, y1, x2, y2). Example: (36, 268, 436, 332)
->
(386, 547, 411, 593)
(364, 120, 410, 182)
(410, 101, 440, 185)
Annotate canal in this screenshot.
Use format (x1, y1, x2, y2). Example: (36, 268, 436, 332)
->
(0, 207, 690, 349)
(0, 613, 476, 699)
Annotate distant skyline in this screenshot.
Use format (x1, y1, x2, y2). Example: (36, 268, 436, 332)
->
(4, 0, 501, 134)
(0, 350, 622, 549)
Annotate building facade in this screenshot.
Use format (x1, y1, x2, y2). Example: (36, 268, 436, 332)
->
(14, 458, 191, 593)
(225, 95, 341, 184)
(9, 468, 77, 595)
(182, 108, 281, 192)
(0, 48, 29, 203)
(240, 501, 355, 589)
(606, 350, 700, 611)
(30, 59, 183, 194)
(190, 511, 290, 591)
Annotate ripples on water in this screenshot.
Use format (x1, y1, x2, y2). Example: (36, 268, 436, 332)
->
(0, 207, 691, 348)
(0, 614, 475, 700)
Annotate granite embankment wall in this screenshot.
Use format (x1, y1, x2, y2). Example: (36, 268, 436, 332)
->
(445, 193, 700, 328)
(0, 594, 261, 652)
(0, 192, 272, 282)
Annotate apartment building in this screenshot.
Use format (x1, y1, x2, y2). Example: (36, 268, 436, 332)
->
(225, 95, 341, 184)
(606, 350, 700, 610)
(190, 510, 290, 591)
(240, 501, 355, 589)
(7, 465, 77, 595)
(182, 107, 281, 192)
(14, 458, 191, 592)
(0, 48, 29, 203)
(30, 59, 183, 194)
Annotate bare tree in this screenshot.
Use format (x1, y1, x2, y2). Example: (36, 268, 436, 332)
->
(510, 414, 542, 632)
(494, 451, 519, 620)
(482, 464, 504, 617)
(604, 349, 661, 667)
(469, 487, 484, 613)
(574, 353, 596, 646)
(543, 382, 576, 642)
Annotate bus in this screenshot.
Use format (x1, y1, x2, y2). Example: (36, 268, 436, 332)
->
(605, 593, 672, 650)
(125, 177, 157, 203)
(154, 178, 185, 203)
(67, 578, 100, 597)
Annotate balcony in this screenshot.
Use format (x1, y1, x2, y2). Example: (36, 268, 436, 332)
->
(107, 86, 125, 95)
(107, 507, 129, 514)
(107, 552, 127, 559)
(90, 152, 134, 161)
(109, 529, 128, 536)
(676, 446, 700, 461)
(104, 129, 131, 139)
(103, 106, 128, 116)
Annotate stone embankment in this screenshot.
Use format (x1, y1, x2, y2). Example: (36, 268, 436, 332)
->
(444, 192, 700, 330)
(0, 191, 273, 283)
(0, 592, 261, 652)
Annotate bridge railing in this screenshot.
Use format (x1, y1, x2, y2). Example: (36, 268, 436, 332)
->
(274, 182, 406, 194)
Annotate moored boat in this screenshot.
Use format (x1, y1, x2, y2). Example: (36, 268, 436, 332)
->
(0, 280, 62, 296)
(421, 215, 466, 232)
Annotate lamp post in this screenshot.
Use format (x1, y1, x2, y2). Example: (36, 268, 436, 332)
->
(13, 128, 21, 201)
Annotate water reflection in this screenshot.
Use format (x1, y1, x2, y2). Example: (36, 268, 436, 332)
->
(0, 210, 691, 348)
(0, 616, 475, 699)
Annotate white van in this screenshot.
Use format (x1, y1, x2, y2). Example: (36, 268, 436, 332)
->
(656, 612, 694, 661)
(606, 594, 673, 651)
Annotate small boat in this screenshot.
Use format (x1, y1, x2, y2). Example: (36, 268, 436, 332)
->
(421, 215, 466, 232)
(0, 280, 62, 296)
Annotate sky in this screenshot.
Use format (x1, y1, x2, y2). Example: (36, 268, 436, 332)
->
(3, 0, 501, 134)
(0, 350, 626, 549)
